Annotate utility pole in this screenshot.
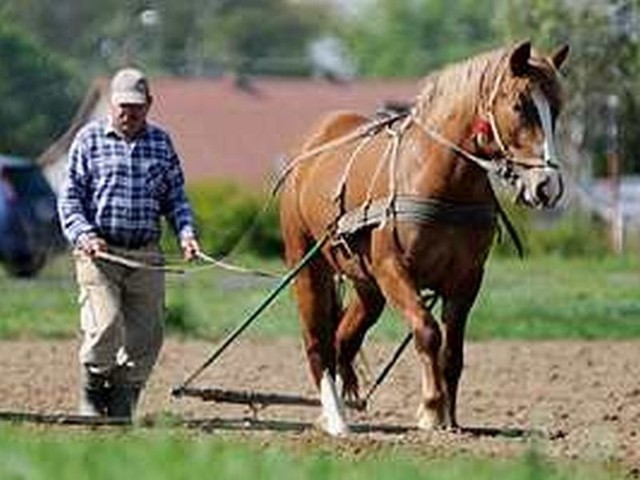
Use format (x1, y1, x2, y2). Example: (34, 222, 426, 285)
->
(606, 94, 623, 254)
(604, 1, 634, 255)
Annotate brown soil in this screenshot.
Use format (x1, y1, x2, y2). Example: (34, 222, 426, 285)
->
(1, 338, 639, 472)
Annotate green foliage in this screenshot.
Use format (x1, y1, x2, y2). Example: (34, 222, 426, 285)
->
(0, 425, 620, 480)
(0, 0, 335, 77)
(202, 0, 331, 76)
(523, 215, 609, 258)
(162, 181, 282, 258)
(339, 0, 500, 77)
(0, 16, 81, 157)
(492, 203, 609, 258)
(163, 280, 200, 336)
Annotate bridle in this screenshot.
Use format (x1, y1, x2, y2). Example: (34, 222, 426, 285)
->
(410, 60, 564, 202)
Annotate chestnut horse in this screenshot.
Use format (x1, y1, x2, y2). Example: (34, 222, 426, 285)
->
(279, 41, 569, 435)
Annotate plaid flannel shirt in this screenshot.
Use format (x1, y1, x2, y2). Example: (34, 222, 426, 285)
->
(58, 118, 196, 248)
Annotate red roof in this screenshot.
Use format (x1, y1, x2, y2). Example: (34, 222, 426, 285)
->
(149, 76, 419, 187)
(40, 76, 420, 189)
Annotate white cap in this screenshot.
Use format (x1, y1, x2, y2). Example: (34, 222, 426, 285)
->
(110, 68, 150, 105)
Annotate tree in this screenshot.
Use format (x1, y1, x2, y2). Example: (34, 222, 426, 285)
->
(0, 0, 335, 77)
(338, 0, 500, 77)
(0, 0, 128, 76)
(0, 17, 80, 157)
(200, 0, 332, 76)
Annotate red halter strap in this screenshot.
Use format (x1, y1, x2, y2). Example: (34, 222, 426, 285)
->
(471, 118, 493, 141)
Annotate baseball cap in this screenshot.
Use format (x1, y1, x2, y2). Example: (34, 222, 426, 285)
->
(110, 68, 150, 105)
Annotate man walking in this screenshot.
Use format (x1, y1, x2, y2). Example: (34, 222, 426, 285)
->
(58, 67, 200, 418)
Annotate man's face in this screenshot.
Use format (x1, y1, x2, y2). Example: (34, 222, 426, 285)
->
(109, 100, 151, 139)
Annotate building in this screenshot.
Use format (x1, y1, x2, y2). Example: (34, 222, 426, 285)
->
(39, 75, 419, 192)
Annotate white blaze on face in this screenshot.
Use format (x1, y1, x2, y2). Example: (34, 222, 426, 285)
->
(531, 87, 559, 167)
(520, 87, 563, 207)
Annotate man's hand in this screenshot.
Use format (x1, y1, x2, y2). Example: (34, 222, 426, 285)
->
(180, 236, 201, 261)
(80, 236, 108, 257)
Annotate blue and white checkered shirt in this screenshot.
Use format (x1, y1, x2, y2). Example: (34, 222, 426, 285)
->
(58, 117, 196, 248)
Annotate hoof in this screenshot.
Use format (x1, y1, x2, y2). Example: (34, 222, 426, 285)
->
(319, 370, 350, 437)
(416, 403, 452, 431)
(315, 413, 350, 437)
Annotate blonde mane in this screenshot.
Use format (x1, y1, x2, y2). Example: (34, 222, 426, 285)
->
(414, 45, 562, 119)
(415, 47, 509, 114)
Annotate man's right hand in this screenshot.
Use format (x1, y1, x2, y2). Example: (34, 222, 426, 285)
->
(80, 236, 108, 257)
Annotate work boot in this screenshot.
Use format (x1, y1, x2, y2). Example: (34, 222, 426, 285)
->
(130, 385, 142, 414)
(107, 384, 144, 419)
(79, 369, 109, 417)
(106, 365, 143, 420)
(107, 384, 133, 419)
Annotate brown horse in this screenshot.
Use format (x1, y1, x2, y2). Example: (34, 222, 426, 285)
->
(279, 41, 569, 435)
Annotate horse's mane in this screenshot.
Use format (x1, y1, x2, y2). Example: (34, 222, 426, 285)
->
(415, 45, 561, 116)
(415, 47, 510, 114)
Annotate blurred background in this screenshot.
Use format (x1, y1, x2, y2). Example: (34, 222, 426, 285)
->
(0, 0, 639, 276)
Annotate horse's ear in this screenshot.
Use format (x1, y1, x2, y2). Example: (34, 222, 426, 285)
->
(550, 44, 570, 70)
(509, 41, 531, 77)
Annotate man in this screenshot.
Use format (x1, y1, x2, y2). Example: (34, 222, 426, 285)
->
(58, 67, 200, 418)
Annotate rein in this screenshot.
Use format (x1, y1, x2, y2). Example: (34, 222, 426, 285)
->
(93, 248, 281, 278)
(94, 250, 186, 274)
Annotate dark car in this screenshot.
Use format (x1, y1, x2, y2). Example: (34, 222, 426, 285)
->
(0, 154, 64, 277)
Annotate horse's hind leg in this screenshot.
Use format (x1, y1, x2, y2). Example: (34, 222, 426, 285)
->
(291, 252, 340, 385)
(285, 234, 348, 435)
(335, 280, 386, 400)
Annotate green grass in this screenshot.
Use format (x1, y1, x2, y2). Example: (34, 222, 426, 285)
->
(0, 252, 639, 341)
(0, 256, 78, 339)
(0, 425, 621, 480)
(470, 254, 640, 340)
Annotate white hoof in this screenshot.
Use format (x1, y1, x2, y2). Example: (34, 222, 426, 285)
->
(319, 370, 350, 436)
(416, 403, 450, 431)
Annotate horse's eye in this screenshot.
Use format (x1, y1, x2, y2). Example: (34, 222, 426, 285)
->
(515, 96, 539, 126)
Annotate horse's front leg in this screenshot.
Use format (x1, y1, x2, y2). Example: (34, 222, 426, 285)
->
(373, 259, 450, 430)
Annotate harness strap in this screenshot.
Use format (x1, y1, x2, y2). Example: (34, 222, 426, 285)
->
(335, 194, 524, 258)
(271, 111, 410, 197)
(336, 196, 496, 237)
(494, 201, 525, 258)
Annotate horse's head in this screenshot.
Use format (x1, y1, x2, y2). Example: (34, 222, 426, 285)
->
(479, 41, 569, 208)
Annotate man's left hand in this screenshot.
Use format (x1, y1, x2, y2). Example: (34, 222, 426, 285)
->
(180, 237, 201, 261)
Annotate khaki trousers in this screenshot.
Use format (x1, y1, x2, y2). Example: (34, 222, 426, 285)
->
(75, 245, 165, 386)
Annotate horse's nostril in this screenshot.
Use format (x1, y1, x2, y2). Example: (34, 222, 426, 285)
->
(535, 178, 551, 204)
